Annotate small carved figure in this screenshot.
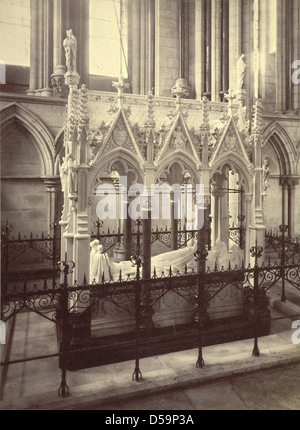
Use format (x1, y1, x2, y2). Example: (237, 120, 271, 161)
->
(172, 126, 187, 150)
(237, 54, 246, 91)
(66, 154, 78, 195)
(63, 29, 77, 72)
(60, 157, 68, 190)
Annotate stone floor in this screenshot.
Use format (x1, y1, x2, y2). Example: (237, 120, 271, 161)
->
(1, 289, 300, 410)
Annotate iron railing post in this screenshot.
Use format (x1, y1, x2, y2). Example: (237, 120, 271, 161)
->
(131, 254, 142, 382)
(57, 253, 74, 397)
(194, 246, 207, 368)
(250, 243, 263, 357)
(131, 218, 143, 381)
(1, 222, 12, 296)
(279, 224, 288, 302)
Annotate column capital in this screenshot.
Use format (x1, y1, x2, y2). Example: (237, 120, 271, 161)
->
(41, 175, 61, 189)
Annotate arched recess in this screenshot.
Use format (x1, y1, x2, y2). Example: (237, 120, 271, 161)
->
(88, 149, 144, 249)
(154, 156, 200, 241)
(155, 154, 200, 186)
(262, 122, 297, 235)
(0, 102, 54, 175)
(0, 104, 55, 237)
(210, 154, 252, 253)
(262, 122, 296, 176)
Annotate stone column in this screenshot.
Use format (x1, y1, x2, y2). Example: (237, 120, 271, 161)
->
(142, 200, 152, 278)
(42, 176, 61, 234)
(228, 0, 242, 91)
(170, 194, 179, 250)
(27, 0, 39, 95)
(287, 180, 294, 237)
(51, 0, 67, 97)
(123, 199, 132, 260)
(155, 0, 180, 96)
(41, 0, 53, 97)
(76, 0, 89, 86)
(73, 166, 90, 284)
(293, 0, 300, 112)
(195, 0, 206, 99)
(276, 0, 287, 112)
(28, 0, 53, 96)
(131, 0, 141, 94)
(220, 190, 230, 248)
(243, 193, 252, 266)
(211, 0, 222, 102)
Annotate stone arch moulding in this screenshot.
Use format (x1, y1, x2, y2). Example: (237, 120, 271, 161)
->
(210, 153, 253, 194)
(0, 102, 54, 175)
(262, 121, 296, 176)
(54, 127, 65, 176)
(155, 153, 200, 186)
(88, 148, 144, 196)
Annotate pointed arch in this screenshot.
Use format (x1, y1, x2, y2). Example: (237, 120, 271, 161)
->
(0, 102, 54, 175)
(262, 122, 296, 176)
(211, 152, 252, 194)
(88, 148, 144, 195)
(155, 153, 200, 186)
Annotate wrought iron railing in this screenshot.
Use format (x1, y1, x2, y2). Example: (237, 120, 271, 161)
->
(1, 222, 60, 290)
(265, 228, 300, 263)
(1, 243, 300, 398)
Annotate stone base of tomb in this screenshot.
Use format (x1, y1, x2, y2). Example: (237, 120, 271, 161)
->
(63, 312, 271, 371)
(61, 288, 270, 371)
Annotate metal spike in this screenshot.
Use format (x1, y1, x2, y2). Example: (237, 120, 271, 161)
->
(102, 271, 105, 283)
(83, 273, 87, 286)
(119, 270, 122, 282)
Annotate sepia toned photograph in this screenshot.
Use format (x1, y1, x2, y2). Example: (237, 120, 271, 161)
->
(0, 0, 300, 413)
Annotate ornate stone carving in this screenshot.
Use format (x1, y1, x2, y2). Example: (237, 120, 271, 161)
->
(219, 125, 242, 157)
(88, 121, 109, 158)
(171, 126, 187, 150)
(63, 29, 80, 87)
(248, 163, 255, 178)
(236, 54, 246, 91)
(63, 29, 77, 73)
(51, 75, 67, 97)
(171, 78, 190, 99)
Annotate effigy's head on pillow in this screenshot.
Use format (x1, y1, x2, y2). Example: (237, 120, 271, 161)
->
(90, 239, 100, 249)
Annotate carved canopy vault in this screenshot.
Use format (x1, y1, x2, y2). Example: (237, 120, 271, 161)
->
(60, 76, 266, 282)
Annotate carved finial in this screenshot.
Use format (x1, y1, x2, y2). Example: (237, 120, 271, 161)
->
(252, 98, 263, 136)
(200, 96, 210, 132)
(77, 84, 89, 140)
(112, 75, 130, 107)
(224, 89, 236, 116)
(145, 90, 156, 129)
